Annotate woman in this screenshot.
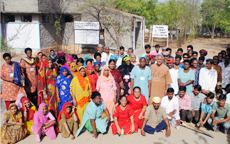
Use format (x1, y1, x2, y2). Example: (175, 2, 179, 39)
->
(72, 54, 79, 64)
(77, 58, 84, 67)
(70, 66, 91, 124)
(49, 50, 57, 63)
(44, 59, 59, 117)
(109, 59, 124, 97)
(93, 62, 101, 76)
(1, 53, 26, 110)
(76, 91, 111, 138)
(70, 63, 78, 76)
(111, 95, 138, 135)
(97, 66, 117, 115)
(86, 64, 98, 91)
(1, 103, 27, 144)
(84, 55, 91, 67)
(32, 103, 56, 142)
(36, 52, 43, 63)
(118, 56, 134, 96)
(58, 102, 78, 139)
(55, 66, 73, 112)
(62, 55, 74, 71)
(86, 59, 93, 66)
(20, 97, 37, 134)
(178, 60, 195, 94)
(190, 58, 201, 87)
(15, 93, 26, 109)
(131, 54, 139, 66)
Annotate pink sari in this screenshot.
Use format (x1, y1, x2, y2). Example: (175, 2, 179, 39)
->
(62, 55, 74, 70)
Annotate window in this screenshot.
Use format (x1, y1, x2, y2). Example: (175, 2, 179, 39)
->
(65, 15, 74, 22)
(21, 15, 32, 22)
(5, 15, 15, 22)
(42, 15, 49, 23)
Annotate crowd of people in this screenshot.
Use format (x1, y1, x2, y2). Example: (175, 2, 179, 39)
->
(1, 44, 230, 143)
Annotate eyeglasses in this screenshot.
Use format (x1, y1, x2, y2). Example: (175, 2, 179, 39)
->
(183, 57, 188, 58)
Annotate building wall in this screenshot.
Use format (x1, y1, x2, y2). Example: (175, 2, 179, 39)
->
(3, 0, 38, 12)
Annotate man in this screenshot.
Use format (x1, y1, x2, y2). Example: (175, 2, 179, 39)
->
(198, 56, 205, 68)
(114, 50, 122, 67)
(128, 47, 138, 61)
(101, 46, 112, 66)
(119, 46, 127, 59)
(182, 53, 189, 61)
(227, 47, 230, 56)
(114, 50, 119, 56)
(176, 86, 192, 122)
(199, 59, 217, 95)
(213, 56, 222, 84)
(176, 48, 183, 57)
(218, 52, 223, 63)
(218, 54, 230, 89)
(197, 92, 215, 127)
(141, 97, 171, 137)
(174, 55, 184, 69)
(161, 88, 180, 129)
(20, 48, 38, 106)
(143, 44, 151, 56)
(192, 51, 198, 59)
(199, 49, 207, 65)
(187, 45, 193, 53)
(208, 94, 230, 133)
(188, 85, 206, 123)
(167, 58, 179, 95)
(149, 54, 172, 105)
(166, 48, 174, 58)
(154, 44, 162, 54)
(93, 44, 104, 61)
(131, 56, 152, 103)
(221, 50, 226, 61)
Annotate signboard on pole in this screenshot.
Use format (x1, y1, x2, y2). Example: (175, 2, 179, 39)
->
(152, 25, 168, 47)
(74, 21, 99, 45)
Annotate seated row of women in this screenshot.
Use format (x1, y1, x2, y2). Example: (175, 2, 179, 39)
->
(1, 88, 147, 143)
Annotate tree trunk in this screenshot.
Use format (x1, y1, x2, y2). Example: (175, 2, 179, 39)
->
(211, 26, 215, 39)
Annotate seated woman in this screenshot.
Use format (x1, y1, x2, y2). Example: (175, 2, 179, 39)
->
(111, 95, 138, 135)
(15, 93, 26, 109)
(32, 103, 56, 142)
(58, 102, 78, 139)
(76, 91, 112, 138)
(1, 103, 27, 144)
(127, 87, 147, 129)
(20, 97, 37, 135)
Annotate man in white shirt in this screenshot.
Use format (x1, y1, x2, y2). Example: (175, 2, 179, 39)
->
(101, 46, 112, 66)
(218, 54, 230, 89)
(199, 59, 217, 95)
(161, 88, 180, 129)
(94, 44, 105, 61)
(128, 47, 139, 61)
(167, 58, 179, 95)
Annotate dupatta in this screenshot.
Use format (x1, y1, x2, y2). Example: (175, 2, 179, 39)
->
(15, 93, 26, 109)
(83, 55, 91, 67)
(62, 55, 74, 70)
(57, 102, 76, 123)
(13, 61, 23, 85)
(70, 63, 79, 76)
(76, 66, 91, 91)
(100, 66, 114, 83)
(21, 57, 35, 65)
(20, 98, 36, 121)
(86, 64, 98, 91)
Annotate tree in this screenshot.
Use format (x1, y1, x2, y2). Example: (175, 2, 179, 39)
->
(201, 0, 226, 39)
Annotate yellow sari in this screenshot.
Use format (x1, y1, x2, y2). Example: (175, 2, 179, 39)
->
(70, 63, 79, 77)
(70, 66, 91, 125)
(23, 105, 37, 134)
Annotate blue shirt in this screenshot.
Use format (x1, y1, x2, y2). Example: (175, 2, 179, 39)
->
(201, 100, 215, 115)
(119, 53, 127, 59)
(178, 69, 195, 94)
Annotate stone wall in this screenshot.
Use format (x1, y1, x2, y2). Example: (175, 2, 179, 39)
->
(3, 0, 38, 12)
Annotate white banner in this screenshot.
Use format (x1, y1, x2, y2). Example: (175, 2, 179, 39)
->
(75, 30, 99, 44)
(152, 25, 168, 38)
(74, 22, 99, 30)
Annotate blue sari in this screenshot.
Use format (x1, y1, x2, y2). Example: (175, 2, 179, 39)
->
(55, 66, 73, 112)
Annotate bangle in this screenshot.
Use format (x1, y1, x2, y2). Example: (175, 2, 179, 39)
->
(121, 89, 124, 92)
(24, 111, 27, 113)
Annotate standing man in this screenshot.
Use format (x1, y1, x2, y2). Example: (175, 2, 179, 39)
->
(101, 46, 112, 66)
(187, 45, 193, 53)
(94, 44, 104, 61)
(218, 55, 230, 90)
(130, 56, 152, 103)
(143, 44, 151, 56)
(128, 47, 138, 61)
(161, 88, 180, 129)
(199, 49, 208, 65)
(119, 46, 127, 59)
(176, 48, 183, 57)
(199, 59, 217, 95)
(166, 48, 174, 58)
(149, 54, 172, 105)
(141, 97, 171, 137)
(192, 51, 198, 59)
(167, 58, 179, 95)
(154, 44, 162, 55)
(20, 48, 38, 106)
(213, 56, 222, 85)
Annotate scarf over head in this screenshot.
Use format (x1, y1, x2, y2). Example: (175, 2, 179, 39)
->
(49, 50, 57, 60)
(15, 93, 26, 108)
(199, 49, 208, 56)
(86, 64, 98, 91)
(76, 66, 90, 91)
(70, 63, 79, 76)
(150, 51, 158, 56)
(62, 55, 74, 70)
(93, 62, 101, 67)
(110, 55, 118, 60)
(123, 56, 131, 62)
(57, 52, 65, 59)
(139, 55, 147, 60)
(100, 66, 114, 83)
(84, 55, 91, 67)
(57, 102, 76, 123)
(162, 51, 169, 56)
(162, 47, 167, 51)
(20, 98, 35, 121)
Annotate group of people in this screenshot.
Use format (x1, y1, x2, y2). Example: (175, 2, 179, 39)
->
(1, 44, 230, 144)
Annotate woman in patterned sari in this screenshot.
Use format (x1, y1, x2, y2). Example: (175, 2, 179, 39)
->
(70, 63, 78, 77)
(55, 66, 73, 112)
(70, 66, 92, 125)
(1, 103, 27, 144)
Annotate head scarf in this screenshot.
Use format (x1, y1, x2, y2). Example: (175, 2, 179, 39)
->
(15, 93, 26, 108)
(57, 52, 65, 59)
(60, 66, 73, 80)
(110, 55, 118, 60)
(150, 51, 158, 56)
(100, 66, 114, 83)
(123, 56, 131, 62)
(62, 55, 74, 70)
(20, 98, 35, 121)
(70, 63, 79, 76)
(93, 62, 101, 67)
(199, 49, 208, 56)
(166, 58, 175, 64)
(118, 56, 134, 77)
(57, 102, 76, 123)
(76, 66, 90, 91)
(162, 51, 169, 57)
(8, 103, 21, 122)
(162, 47, 167, 51)
(83, 55, 91, 67)
(146, 54, 155, 60)
(49, 50, 57, 60)
(32, 103, 49, 134)
(139, 55, 147, 60)
(37, 56, 48, 69)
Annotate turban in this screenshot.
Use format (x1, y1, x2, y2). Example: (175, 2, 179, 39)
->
(162, 47, 167, 51)
(199, 49, 207, 56)
(150, 51, 158, 56)
(162, 51, 169, 56)
(166, 58, 175, 64)
(110, 55, 118, 60)
(123, 56, 131, 62)
(152, 97, 161, 103)
(93, 62, 101, 67)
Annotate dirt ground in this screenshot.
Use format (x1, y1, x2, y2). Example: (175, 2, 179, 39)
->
(0, 37, 230, 144)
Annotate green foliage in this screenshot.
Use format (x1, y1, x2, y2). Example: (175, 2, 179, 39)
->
(54, 20, 62, 36)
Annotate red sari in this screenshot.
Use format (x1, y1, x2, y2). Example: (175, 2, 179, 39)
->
(110, 69, 122, 96)
(127, 94, 147, 128)
(86, 64, 98, 91)
(112, 105, 138, 135)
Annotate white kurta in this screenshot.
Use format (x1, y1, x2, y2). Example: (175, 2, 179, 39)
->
(199, 67, 217, 92)
(161, 96, 180, 120)
(101, 52, 112, 66)
(169, 68, 179, 95)
(218, 62, 230, 88)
